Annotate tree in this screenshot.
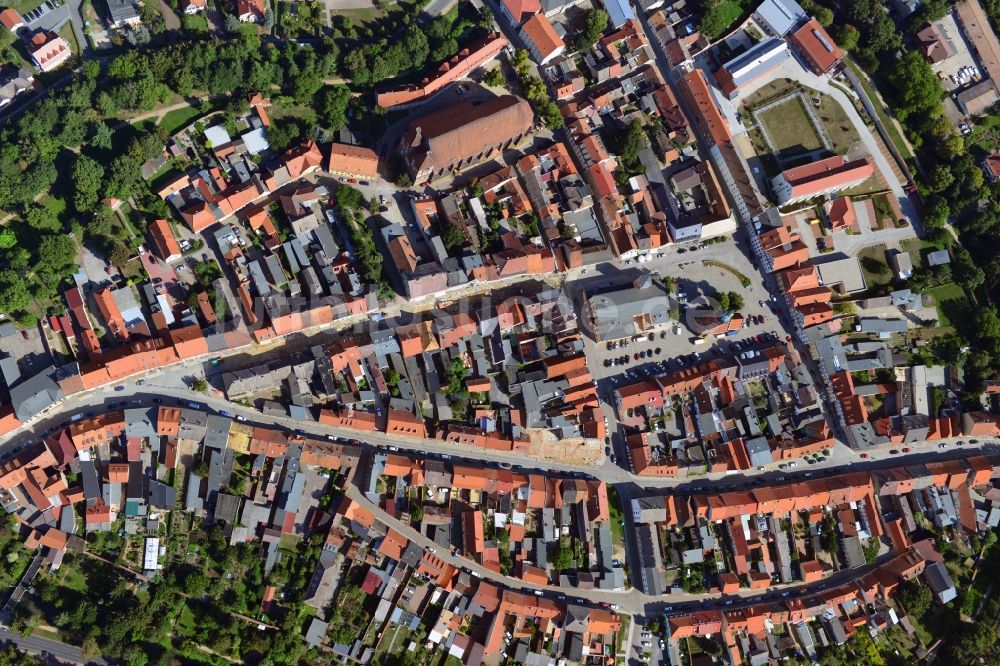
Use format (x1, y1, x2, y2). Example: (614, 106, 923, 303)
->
(698, 0, 744, 39)
(410, 504, 423, 523)
(37, 234, 76, 272)
(896, 579, 933, 618)
(0, 270, 30, 314)
(442, 225, 466, 251)
(316, 85, 350, 131)
(484, 68, 506, 88)
(192, 378, 208, 392)
(24, 203, 61, 232)
(619, 118, 647, 172)
(816, 6, 833, 27)
(108, 241, 132, 268)
(72, 155, 105, 213)
(834, 24, 860, 52)
(574, 8, 609, 51)
(553, 542, 573, 570)
(224, 13, 241, 33)
(262, 7, 274, 30)
(726, 291, 744, 311)
(0, 229, 15, 250)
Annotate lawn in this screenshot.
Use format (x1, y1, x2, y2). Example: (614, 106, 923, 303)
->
(181, 12, 209, 33)
(159, 105, 203, 134)
(857, 245, 892, 291)
(607, 486, 625, 551)
(815, 92, 862, 154)
(330, 7, 382, 25)
(927, 282, 966, 328)
(757, 96, 825, 160)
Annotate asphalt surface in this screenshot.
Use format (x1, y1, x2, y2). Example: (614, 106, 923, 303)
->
(0, 627, 105, 665)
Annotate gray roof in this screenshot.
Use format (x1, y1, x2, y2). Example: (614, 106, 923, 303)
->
(926, 249, 950, 266)
(746, 436, 773, 467)
(587, 279, 670, 341)
(124, 407, 156, 440)
(721, 39, 790, 89)
(9, 371, 64, 422)
(105, 0, 140, 25)
(178, 409, 208, 441)
(754, 0, 805, 36)
(304, 618, 328, 648)
(204, 414, 231, 450)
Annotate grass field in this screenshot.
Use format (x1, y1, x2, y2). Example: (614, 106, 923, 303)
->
(857, 245, 892, 291)
(927, 282, 966, 328)
(758, 96, 825, 160)
(158, 105, 202, 134)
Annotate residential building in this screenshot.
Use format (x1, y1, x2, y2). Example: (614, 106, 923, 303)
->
(770, 156, 874, 205)
(520, 13, 565, 65)
(0, 8, 24, 32)
(148, 219, 182, 263)
(752, 0, 805, 37)
(326, 143, 379, 179)
(26, 31, 71, 72)
(105, 0, 141, 27)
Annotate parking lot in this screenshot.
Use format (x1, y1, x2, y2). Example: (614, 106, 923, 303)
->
(574, 237, 788, 388)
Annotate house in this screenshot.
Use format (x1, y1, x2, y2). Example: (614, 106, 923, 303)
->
(0, 65, 33, 109)
(770, 156, 874, 205)
(957, 79, 999, 116)
(105, 0, 141, 27)
(181, 0, 206, 13)
(397, 96, 534, 183)
(236, 0, 266, 22)
(148, 219, 182, 263)
(499, 0, 540, 26)
(520, 13, 565, 65)
(26, 31, 71, 72)
(891, 252, 913, 280)
(0, 8, 23, 32)
(916, 24, 953, 64)
(788, 18, 844, 75)
(326, 143, 379, 180)
(927, 250, 950, 267)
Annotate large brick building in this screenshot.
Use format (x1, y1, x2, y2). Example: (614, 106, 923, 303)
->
(397, 95, 534, 183)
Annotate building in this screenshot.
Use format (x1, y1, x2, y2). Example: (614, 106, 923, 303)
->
(753, 0, 805, 37)
(397, 96, 534, 183)
(957, 79, 1000, 116)
(376, 33, 508, 109)
(181, 0, 206, 13)
(26, 31, 71, 72)
(148, 218, 182, 263)
(788, 18, 844, 75)
(678, 70, 732, 147)
(0, 65, 33, 109)
(236, 0, 265, 22)
(326, 143, 379, 180)
(770, 156, 874, 205)
(499, 0, 540, 26)
(583, 275, 671, 341)
(714, 39, 790, 98)
(0, 8, 24, 32)
(520, 13, 565, 65)
(916, 24, 953, 64)
(891, 252, 912, 279)
(105, 0, 140, 27)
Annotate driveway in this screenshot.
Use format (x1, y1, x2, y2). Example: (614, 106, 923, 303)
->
(159, 0, 182, 30)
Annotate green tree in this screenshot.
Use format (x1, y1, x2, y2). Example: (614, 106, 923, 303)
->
(816, 6, 833, 27)
(484, 68, 506, 88)
(698, 0, 744, 40)
(835, 24, 860, 52)
(192, 378, 208, 392)
(72, 155, 106, 213)
(0, 229, 16, 250)
(619, 118, 647, 172)
(726, 291, 744, 311)
(108, 241, 132, 269)
(0, 270, 30, 314)
(442, 225, 466, 251)
(37, 234, 76, 272)
(24, 203, 61, 232)
(553, 542, 573, 570)
(316, 85, 350, 131)
(896, 579, 933, 618)
(574, 8, 609, 51)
